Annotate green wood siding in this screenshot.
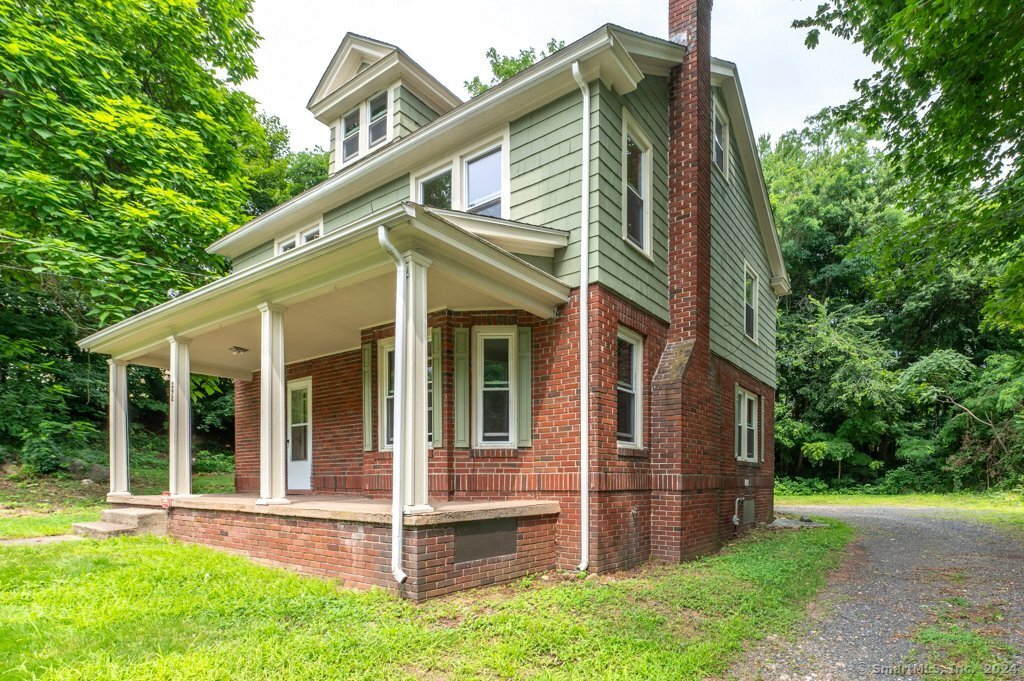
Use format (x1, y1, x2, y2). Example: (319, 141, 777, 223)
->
(322, 175, 409, 233)
(232, 240, 274, 271)
(509, 90, 584, 282)
(709, 88, 777, 387)
(591, 78, 670, 320)
(393, 86, 438, 139)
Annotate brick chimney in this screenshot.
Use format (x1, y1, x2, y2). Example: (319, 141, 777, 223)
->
(650, 0, 716, 562)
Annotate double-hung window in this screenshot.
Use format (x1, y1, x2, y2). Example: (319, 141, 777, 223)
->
(713, 101, 729, 176)
(465, 147, 503, 217)
(735, 387, 758, 462)
(342, 108, 360, 162)
(473, 327, 516, 447)
(622, 113, 651, 253)
(379, 337, 434, 449)
(368, 92, 388, 148)
(616, 328, 643, 447)
(743, 264, 758, 341)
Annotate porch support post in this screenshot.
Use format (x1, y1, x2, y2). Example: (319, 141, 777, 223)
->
(257, 302, 290, 505)
(167, 336, 192, 497)
(107, 358, 131, 497)
(401, 252, 432, 512)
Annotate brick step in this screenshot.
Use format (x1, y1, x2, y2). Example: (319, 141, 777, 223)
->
(101, 508, 168, 534)
(72, 521, 135, 539)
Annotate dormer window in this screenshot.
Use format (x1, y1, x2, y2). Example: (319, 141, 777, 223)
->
(411, 134, 508, 218)
(338, 91, 392, 166)
(368, 92, 388, 148)
(342, 109, 360, 162)
(276, 220, 324, 255)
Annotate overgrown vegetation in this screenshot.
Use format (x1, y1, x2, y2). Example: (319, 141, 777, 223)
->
(0, 521, 851, 678)
(0, 0, 327, 477)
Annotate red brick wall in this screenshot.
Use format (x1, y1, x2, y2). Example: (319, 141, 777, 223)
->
(167, 507, 556, 600)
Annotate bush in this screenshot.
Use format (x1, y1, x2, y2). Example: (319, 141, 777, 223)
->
(775, 476, 832, 496)
(19, 421, 99, 475)
(194, 449, 234, 473)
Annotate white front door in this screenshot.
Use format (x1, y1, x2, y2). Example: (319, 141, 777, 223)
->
(287, 378, 312, 490)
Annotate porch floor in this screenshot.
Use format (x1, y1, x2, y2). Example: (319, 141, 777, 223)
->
(109, 493, 560, 526)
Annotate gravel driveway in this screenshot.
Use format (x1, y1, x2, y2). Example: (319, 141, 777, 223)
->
(729, 505, 1024, 680)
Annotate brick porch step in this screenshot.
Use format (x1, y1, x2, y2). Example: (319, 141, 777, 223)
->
(72, 508, 168, 539)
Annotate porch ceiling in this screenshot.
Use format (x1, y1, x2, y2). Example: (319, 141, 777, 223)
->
(79, 203, 570, 379)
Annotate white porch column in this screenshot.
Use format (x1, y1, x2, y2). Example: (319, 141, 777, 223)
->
(256, 302, 289, 505)
(107, 359, 130, 498)
(401, 252, 432, 512)
(167, 336, 192, 496)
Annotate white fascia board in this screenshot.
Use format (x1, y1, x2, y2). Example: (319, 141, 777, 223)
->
(307, 33, 399, 108)
(207, 25, 644, 260)
(711, 58, 791, 296)
(424, 208, 569, 257)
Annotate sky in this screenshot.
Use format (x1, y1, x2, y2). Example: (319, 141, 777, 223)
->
(242, 0, 875, 153)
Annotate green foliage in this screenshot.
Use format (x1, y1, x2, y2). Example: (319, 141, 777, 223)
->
(241, 113, 328, 217)
(19, 421, 98, 475)
(794, 2, 1024, 333)
(465, 39, 565, 97)
(0, 523, 851, 678)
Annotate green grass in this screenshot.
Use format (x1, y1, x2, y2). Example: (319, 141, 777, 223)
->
(0, 522, 852, 680)
(776, 491, 1024, 533)
(0, 468, 234, 540)
(908, 594, 1014, 680)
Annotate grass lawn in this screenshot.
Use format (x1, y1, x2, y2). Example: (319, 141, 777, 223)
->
(0, 469, 234, 540)
(776, 491, 1024, 531)
(0, 522, 852, 680)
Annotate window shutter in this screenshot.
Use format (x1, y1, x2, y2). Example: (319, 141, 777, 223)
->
(362, 343, 373, 451)
(454, 327, 470, 447)
(516, 326, 532, 447)
(430, 327, 442, 447)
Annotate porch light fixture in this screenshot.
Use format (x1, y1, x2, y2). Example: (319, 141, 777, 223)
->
(229, 346, 249, 355)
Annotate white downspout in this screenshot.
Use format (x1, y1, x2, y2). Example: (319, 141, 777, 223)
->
(572, 61, 591, 572)
(378, 225, 408, 584)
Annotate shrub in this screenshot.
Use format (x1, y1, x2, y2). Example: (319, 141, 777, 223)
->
(775, 476, 832, 496)
(193, 449, 234, 474)
(19, 421, 98, 475)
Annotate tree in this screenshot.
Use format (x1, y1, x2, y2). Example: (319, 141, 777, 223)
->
(464, 39, 565, 97)
(241, 113, 328, 217)
(794, 2, 1024, 332)
(0, 0, 261, 457)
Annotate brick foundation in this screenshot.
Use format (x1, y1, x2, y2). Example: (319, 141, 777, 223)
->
(166, 506, 557, 600)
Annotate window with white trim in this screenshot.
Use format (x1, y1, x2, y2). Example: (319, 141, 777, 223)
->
(735, 386, 758, 462)
(379, 337, 434, 449)
(411, 133, 509, 218)
(616, 328, 643, 447)
(713, 101, 729, 177)
(337, 90, 393, 166)
(473, 326, 516, 447)
(743, 264, 758, 341)
(276, 220, 323, 255)
(622, 114, 652, 253)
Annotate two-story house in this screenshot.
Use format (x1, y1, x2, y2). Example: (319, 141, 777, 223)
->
(78, 0, 789, 599)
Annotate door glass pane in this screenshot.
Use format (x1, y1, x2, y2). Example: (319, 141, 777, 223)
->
(421, 170, 452, 209)
(466, 148, 502, 216)
(482, 391, 510, 441)
(290, 388, 307, 424)
(290, 424, 307, 461)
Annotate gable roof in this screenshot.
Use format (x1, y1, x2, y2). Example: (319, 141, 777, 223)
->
(306, 33, 462, 124)
(711, 58, 790, 296)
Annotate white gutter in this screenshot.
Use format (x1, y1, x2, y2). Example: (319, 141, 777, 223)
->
(378, 225, 408, 584)
(572, 61, 591, 573)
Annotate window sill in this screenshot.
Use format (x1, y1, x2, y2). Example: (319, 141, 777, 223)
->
(469, 448, 521, 458)
(622, 234, 654, 262)
(735, 457, 761, 467)
(617, 444, 647, 459)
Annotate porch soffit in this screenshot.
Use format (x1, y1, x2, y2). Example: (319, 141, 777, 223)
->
(78, 204, 570, 379)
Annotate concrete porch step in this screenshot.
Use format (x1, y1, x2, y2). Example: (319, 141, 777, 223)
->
(101, 507, 168, 534)
(72, 521, 136, 539)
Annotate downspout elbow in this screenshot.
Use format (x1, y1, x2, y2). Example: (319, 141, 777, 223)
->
(379, 224, 408, 585)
